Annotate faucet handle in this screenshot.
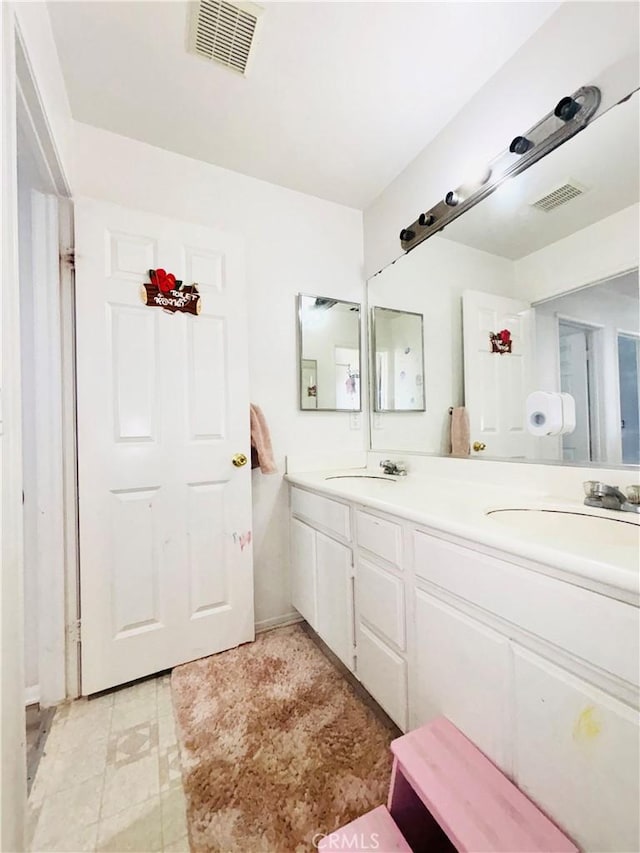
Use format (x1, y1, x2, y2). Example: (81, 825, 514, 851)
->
(583, 480, 599, 497)
(583, 480, 622, 498)
(625, 485, 640, 505)
(380, 459, 407, 476)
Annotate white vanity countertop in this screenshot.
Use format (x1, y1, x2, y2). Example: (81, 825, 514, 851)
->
(285, 468, 640, 604)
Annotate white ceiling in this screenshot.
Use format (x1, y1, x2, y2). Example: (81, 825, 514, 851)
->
(441, 91, 640, 259)
(48, 1, 560, 209)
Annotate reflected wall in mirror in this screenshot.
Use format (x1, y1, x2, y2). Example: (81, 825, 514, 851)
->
(368, 89, 639, 467)
(298, 294, 361, 411)
(372, 307, 425, 411)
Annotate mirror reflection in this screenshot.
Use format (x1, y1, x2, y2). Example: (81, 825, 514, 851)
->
(298, 294, 361, 411)
(369, 90, 639, 467)
(535, 275, 639, 465)
(372, 307, 425, 412)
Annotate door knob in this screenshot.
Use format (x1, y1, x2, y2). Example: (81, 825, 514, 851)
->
(472, 441, 486, 452)
(232, 453, 248, 467)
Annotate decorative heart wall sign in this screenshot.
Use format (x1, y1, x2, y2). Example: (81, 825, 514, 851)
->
(489, 328, 512, 354)
(140, 269, 201, 315)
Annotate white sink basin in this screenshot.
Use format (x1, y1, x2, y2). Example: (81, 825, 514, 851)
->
(486, 508, 639, 548)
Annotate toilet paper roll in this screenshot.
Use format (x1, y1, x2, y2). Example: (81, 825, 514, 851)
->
(526, 391, 564, 436)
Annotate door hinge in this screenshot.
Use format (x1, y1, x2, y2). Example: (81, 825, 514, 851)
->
(67, 618, 81, 644)
(61, 249, 75, 269)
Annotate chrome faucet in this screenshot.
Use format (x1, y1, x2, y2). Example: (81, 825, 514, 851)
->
(583, 481, 640, 514)
(380, 459, 407, 477)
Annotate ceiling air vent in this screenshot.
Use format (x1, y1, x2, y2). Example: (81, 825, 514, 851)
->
(529, 180, 588, 213)
(189, 0, 262, 76)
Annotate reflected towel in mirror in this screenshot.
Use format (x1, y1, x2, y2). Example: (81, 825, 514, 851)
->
(450, 407, 470, 457)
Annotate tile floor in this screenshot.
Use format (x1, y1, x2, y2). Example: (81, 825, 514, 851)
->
(28, 674, 189, 852)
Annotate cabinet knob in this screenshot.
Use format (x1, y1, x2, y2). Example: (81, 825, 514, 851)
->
(472, 441, 487, 452)
(232, 453, 248, 467)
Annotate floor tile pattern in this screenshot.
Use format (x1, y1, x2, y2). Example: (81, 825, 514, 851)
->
(28, 674, 189, 852)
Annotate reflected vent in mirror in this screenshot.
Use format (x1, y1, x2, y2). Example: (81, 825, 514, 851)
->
(189, 0, 262, 76)
(530, 180, 588, 212)
(314, 298, 338, 310)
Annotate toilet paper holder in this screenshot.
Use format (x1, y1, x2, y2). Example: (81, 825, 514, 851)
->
(525, 391, 576, 436)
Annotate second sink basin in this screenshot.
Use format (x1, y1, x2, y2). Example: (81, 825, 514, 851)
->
(324, 475, 396, 482)
(486, 508, 639, 548)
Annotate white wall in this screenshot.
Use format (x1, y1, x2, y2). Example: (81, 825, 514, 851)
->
(363, 2, 640, 277)
(516, 203, 640, 302)
(71, 121, 364, 630)
(2, 7, 24, 850)
(369, 234, 515, 453)
(14, 2, 74, 185)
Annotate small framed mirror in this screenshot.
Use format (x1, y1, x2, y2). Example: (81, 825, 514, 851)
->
(371, 307, 425, 412)
(297, 294, 361, 411)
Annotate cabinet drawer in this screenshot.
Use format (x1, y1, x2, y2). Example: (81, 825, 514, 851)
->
(357, 622, 407, 731)
(357, 557, 405, 650)
(291, 487, 350, 541)
(413, 529, 640, 686)
(356, 510, 402, 567)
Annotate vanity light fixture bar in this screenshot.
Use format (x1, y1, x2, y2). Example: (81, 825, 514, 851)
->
(399, 86, 601, 253)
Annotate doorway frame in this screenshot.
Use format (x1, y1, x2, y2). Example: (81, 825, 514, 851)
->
(554, 314, 604, 463)
(2, 6, 77, 838)
(15, 21, 77, 706)
(616, 329, 640, 466)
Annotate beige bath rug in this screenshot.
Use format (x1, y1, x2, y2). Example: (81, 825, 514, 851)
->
(171, 624, 396, 853)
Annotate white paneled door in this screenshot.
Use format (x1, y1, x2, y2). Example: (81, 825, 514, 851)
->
(75, 198, 254, 695)
(462, 290, 533, 458)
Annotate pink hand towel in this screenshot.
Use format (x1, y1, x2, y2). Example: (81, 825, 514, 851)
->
(250, 404, 277, 474)
(450, 406, 470, 457)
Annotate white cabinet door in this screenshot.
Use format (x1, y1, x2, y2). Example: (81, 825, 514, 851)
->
(357, 622, 408, 730)
(316, 531, 353, 670)
(413, 589, 511, 771)
(290, 517, 317, 629)
(75, 198, 253, 694)
(513, 646, 640, 853)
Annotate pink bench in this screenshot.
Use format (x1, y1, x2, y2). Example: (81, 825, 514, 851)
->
(322, 717, 578, 853)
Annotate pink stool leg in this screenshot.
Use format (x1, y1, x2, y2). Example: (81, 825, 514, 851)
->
(388, 758, 455, 853)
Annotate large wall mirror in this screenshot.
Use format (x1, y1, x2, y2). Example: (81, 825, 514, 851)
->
(298, 294, 361, 411)
(368, 89, 639, 467)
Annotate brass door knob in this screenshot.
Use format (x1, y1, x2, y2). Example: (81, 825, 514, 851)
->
(232, 453, 248, 467)
(472, 441, 487, 452)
